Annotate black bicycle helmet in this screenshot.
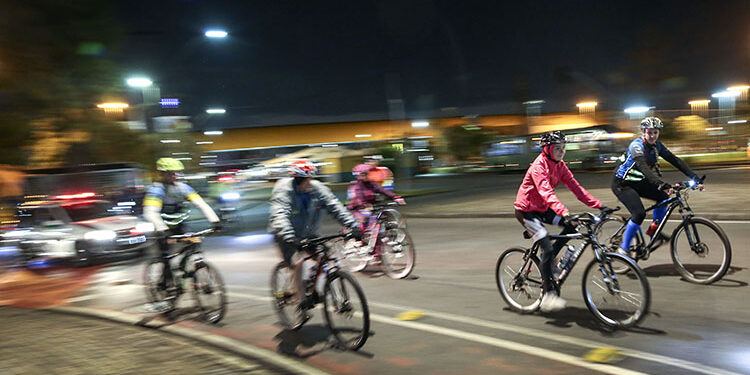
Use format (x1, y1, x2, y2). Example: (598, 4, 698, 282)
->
(539, 131, 567, 147)
(640, 117, 664, 129)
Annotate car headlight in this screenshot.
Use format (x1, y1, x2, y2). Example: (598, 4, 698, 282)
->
(84, 230, 116, 241)
(220, 192, 241, 201)
(134, 222, 155, 233)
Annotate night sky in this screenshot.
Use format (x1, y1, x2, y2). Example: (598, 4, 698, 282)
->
(114, 0, 750, 128)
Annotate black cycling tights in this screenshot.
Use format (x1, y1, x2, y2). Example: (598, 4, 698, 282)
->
(611, 177, 668, 225)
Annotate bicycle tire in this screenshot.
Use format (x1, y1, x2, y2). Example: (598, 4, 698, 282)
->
(192, 260, 227, 324)
(270, 262, 307, 329)
(670, 217, 732, 284)
(594, 215, 635, 274)
(581, 252, 650, 329)
(381, 228, 416, 279)
(323, 270, 370, 351)
(495, 248, 543, 313)
(331, 237, 368, 273)
(143, 258, 169, 303)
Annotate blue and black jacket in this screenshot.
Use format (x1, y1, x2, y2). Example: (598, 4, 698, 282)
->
(614, 138, 697, 186)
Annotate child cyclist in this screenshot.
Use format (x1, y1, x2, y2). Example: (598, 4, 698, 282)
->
(514, 131, 607, 312)
(347, 163, 405, 256)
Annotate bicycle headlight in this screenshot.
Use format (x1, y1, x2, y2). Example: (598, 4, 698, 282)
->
(688, 180, 696, 188)
(84, 230, 116, 241)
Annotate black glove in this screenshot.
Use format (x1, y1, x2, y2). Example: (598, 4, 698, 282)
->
(284, 236, 301, 249)
(211, 221, 223, 232)
(350, 227, 364, 241)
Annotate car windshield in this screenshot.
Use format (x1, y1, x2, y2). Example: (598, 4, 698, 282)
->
(16, 207, 57, 228)
(62, 201, 116, 222)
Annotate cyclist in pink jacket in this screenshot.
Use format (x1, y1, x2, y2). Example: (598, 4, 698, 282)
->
(513, 131, 606, 312)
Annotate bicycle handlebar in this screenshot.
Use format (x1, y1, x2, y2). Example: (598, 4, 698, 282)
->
(167, 228, 215, 239)
(300, 232, 350, 247)
(567, 206, 621, 224)
(674, 175, 706, 191)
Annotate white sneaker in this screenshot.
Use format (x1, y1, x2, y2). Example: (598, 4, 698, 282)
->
(540, 293, 567, 313)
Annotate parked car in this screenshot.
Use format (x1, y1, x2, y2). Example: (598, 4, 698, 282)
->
(2, 193, 155, 267)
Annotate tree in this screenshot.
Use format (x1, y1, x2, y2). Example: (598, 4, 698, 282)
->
(0, 1, 133, 167)
(443, 125, 492, 161)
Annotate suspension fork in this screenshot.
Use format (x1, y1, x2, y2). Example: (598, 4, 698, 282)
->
(675, 195, 702, 248)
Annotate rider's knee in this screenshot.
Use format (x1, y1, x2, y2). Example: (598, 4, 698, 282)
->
(631, 210, 646, 225)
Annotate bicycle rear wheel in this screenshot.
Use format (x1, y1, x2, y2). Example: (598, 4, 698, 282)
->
(270, 262, 307, 329)
(670, 217, 731, 284)
(330, 237, 369, 273)
(323, 271, 370, 351)
(143, 258, 169, 303)
(582, 252, 650, 328)
(381, 228, 416, 279)
(192, 260, 227, 324)
(495, 248, 543, 313)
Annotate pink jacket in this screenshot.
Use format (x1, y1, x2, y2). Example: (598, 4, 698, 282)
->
(514, 153, 601, 216)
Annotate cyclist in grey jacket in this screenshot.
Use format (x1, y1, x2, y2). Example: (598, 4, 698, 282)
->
(268, 159, 362, 321)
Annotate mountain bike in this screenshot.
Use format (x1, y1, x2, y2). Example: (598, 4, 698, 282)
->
(596, 177, 731, 284)
(270, 232, 371, 351)
(496, 207, 651, 329)
(143, 228, 227, 324)
(333, 202, 415, 279)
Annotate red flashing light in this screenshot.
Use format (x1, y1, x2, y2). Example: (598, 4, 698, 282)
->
(217, 176, 235, 183)
(55, 192, 96, 200)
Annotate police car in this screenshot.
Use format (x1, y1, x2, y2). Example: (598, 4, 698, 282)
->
(2, 192, 155, 267)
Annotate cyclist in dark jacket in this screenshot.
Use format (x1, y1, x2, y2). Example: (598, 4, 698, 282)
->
(612, 117, 703, 256)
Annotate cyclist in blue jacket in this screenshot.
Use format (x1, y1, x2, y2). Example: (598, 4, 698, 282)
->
(612, 117, 703, 257)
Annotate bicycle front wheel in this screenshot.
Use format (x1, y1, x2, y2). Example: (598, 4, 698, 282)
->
(192, 261, 227, 324)
(670, 217, 732, 284)
(270, 262, 305, 329)
(381, 228, 416, 279)
(495, 248, 543, 313)
(582, 252, 650, 329)
(595, 216, 634, 274)
(323, 271, 370, 351)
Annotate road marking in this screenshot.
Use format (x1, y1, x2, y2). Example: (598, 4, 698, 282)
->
(227, 288, 743, 375)
(228, 291, 645, 375)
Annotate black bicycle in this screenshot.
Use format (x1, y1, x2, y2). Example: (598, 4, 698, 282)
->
(496, 207, 651, 329)
(597, 177, 732, 284)
(143, 228, 227, 324)
(270, 233, 371, 351)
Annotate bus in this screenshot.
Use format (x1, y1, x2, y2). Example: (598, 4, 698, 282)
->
(483, 125, 634, 171)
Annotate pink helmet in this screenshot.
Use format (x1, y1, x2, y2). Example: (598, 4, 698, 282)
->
(352, 163, 373, 177)
(288, 159, 318, 177)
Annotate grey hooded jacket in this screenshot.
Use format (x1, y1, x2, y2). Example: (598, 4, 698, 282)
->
(268, 177, 356, 242)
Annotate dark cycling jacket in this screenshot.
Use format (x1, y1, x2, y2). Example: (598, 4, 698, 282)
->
(268, 177, 356, 242)
(614, 138, 697, 186)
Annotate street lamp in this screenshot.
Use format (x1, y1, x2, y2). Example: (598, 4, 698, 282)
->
(204, 131, 223, 136)
(411, 121, 429, 128)
(204, 29, 228, 38)
(206, 108, 226, 114)
(576, 101, 597, 117)
(727, 85, 749, 101)
(688, 99, 710, 117)
(126, 77, 152, 87)
(624, 106, 651, 120)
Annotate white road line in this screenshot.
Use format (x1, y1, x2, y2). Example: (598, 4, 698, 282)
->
(228, 288, 743, 375)
(227, 291, 645, 375)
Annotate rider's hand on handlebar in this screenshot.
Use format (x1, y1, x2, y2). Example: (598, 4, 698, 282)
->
(211, 221, 223, 233)
(697, 183, 705, 191)
(350, 226, 364, 241)
(659, 182, 674, 195)
(284, 236, 302, 249)
(394, 196, 406, 205)
(562, 212, 579, 227)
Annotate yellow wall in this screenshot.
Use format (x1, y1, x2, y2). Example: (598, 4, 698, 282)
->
(195, 113, 608, 152)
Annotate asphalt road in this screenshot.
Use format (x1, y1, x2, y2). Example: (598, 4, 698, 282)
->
(48, 215, 750, 375)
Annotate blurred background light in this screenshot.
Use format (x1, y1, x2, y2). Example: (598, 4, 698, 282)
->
(204, 29, 228, 38)
(126, 77, 152, 87)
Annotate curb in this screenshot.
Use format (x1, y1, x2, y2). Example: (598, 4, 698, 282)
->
(403, 212, 750, 220)
(46, 306, 331, 375)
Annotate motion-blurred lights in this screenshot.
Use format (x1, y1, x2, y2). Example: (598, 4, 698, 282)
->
(160, 98, 180, 108)
(728, 119, 747, 124)
(204, 130, 223, 136)
(688, 99, 710, 105)
(576, 101, 598, 108)
(196, 141, 214, 145)
(160, 139, 180, 143)
(355, 134, 372, 138)
(624, 106, 650, 114)
(727, 85, 750, 91)
(96, 102, 129, 109)
(206, 108, 226, 114)
(608, 132, 635, 139)
(705, 127, 724, 131)
(711, 90, 740, 98)
(204, 29, 228, 38)
(126, 77, 152, 87)
(411, 121, 430, 128)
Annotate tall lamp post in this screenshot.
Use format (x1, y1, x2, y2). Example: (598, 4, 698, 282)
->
(126, 76, 159, 132)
